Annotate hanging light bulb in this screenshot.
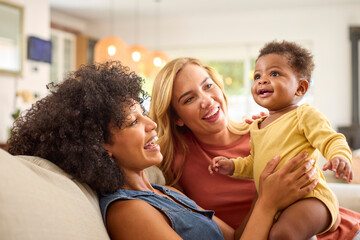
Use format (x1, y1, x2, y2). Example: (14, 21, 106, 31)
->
(150, 1, 169, 70)
(142, 50, 168, 77)
(94, 37, 128, 63)
(128, 45, 149, 63)
(153, 56, 162, 67)
(93, 0, 129, 64)
(108, 45, 116, 56)
(132, 51, 140, 62)
(123, 0, 153, 74)
(151, 51, 168, 67)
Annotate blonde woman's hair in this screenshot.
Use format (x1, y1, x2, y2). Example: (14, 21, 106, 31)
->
(149, 57, 249, 186)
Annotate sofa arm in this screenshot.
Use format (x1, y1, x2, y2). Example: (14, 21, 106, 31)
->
(328, 182, 360, 213)
(0, 150, 110, 239)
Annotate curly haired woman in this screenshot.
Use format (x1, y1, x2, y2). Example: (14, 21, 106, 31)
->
(8, 61, 317, 240)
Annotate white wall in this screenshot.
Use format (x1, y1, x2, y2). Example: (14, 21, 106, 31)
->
(1, 1, 359, 143)
(84, 3, 360, 130)
(50, 10, 87, 33)
(0, 0, 50, 142)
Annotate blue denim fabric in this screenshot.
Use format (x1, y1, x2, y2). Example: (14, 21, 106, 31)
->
(100, 184, 224, 240)
(354, 230, 360, 240)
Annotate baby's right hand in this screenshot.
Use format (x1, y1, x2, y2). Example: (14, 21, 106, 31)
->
(208, 156, 235, 175)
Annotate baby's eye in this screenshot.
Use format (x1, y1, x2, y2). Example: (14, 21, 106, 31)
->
(254, 74, 260, 80)
(270, 71, 279, 77)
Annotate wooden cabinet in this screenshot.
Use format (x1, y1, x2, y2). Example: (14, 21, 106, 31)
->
(76, 35, 97, 69)
(0, 143, 8, 151)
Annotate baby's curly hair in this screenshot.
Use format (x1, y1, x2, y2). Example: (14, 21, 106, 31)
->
(257, 40, 315, 84)
(7, 61, 147, 193)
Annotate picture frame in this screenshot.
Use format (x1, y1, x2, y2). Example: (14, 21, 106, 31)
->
(27, 36, 52, 63)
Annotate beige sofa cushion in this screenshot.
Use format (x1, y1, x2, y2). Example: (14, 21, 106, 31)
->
(144, 165, 166, 185)
(0, 149, 109, 240)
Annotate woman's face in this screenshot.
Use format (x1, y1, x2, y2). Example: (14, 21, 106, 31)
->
(171, 63, 228, 138)
(104, 103, 162, 172)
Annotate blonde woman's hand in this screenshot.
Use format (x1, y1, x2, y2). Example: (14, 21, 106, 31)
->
(257, 153, 318, 212)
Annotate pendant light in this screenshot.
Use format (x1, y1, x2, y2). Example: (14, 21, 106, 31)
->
(152, 0, 168, 68)
(129, 0, 149, 64)
(152, 51, 168, 67)
(144, 0, 168, 77)
(94, 0, 128, 64)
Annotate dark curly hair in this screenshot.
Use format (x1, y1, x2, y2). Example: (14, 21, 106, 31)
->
(257, 40, 315, 84)
(7, 61, 148, 194)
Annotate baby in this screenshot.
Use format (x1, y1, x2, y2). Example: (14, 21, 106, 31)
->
(209, 40, 353, 240)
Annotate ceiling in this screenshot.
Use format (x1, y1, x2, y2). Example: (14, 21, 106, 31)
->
(49, 0, 360, 22)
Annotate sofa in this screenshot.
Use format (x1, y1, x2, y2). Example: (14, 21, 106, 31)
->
(0, 149, 359, 239)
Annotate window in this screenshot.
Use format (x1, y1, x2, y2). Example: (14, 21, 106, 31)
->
(205, 58, 265, 121)
(0, 1, 23, 76)
(50, 29, 76, 83)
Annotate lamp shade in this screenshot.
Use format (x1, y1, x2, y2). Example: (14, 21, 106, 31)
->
(143, 51, 169, 78)
(128, 44, 149, 63)
(151, 51, 169, 67)
(126, 45, 149, 73)
(94, 37, 128, 64)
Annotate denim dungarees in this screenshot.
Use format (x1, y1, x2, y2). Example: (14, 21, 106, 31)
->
(100, 184, 224, 240)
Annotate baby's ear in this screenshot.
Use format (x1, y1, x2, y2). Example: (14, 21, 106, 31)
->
(295, 79, 309, 96)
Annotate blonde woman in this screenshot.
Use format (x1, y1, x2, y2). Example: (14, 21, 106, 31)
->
(151, 57, 267, 229)
(150, 57, 360, 239)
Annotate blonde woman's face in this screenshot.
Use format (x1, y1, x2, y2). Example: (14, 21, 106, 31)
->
(171, 63, 228, 139)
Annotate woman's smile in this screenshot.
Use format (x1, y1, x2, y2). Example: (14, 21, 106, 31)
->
(144, 135, 160, 151)
(202, 106, 220, 122)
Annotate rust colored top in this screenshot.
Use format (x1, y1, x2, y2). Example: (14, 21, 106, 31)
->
(173, 131, 256, 229)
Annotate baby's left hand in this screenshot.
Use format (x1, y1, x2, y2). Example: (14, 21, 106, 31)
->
(244, 112, 268, 124)
(322, 157, 353, 182)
